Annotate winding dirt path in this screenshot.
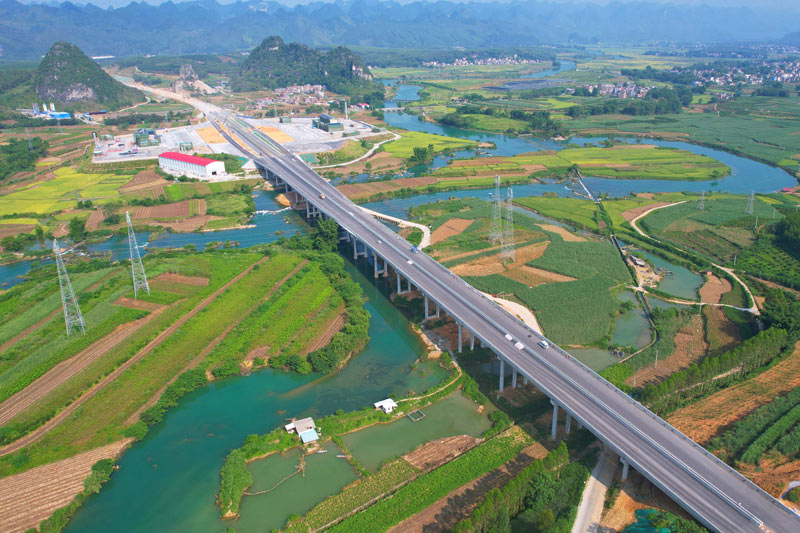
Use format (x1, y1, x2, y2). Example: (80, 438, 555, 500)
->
(0, 257, 267, 457)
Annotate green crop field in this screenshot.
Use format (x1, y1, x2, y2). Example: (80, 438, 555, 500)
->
(0, 167, 133, 216)
(382, 130, 478, 159)
(465, 230, 631, 346)
(515, 197, 601, 230)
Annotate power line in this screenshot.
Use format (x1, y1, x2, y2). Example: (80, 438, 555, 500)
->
(54, 239, 85, 336)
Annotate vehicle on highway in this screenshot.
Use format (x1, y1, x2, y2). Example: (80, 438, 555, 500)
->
(411, 246, 420, 254)
(319, 193, 326, 199)
(538, 340, 550, 349)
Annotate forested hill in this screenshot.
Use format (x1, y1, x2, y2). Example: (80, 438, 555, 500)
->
(1, 0, 799, 59)
(34, 41, 145, 109)
(234, 36, 380, 102)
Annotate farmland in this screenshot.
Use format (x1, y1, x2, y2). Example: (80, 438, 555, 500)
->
(0, 246, 363, 483)
(382, 130, 478, 159)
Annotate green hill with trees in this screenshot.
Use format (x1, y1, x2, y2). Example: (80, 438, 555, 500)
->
(233, 36, 382, 105)
(34, 41, 144, 109)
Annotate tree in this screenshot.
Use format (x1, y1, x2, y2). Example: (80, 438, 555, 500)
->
(313, 218, 339, 252)
(34, 225, 44, 245)
(68, 216, 86, 243)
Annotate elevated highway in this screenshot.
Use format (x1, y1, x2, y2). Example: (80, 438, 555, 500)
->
(213, 111, 800, 533)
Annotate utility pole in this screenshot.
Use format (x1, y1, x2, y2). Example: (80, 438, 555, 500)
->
(698, 190, 705, 211)
(127, 212, 150, 298)
(25, 128, 34, 152)
(54, 239, 85, 335)
(654, 349, 658, 369)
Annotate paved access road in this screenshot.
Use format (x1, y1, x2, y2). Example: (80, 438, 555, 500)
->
(217, 112, 800, 533)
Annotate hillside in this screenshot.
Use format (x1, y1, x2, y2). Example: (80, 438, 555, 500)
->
(33, 41, 144, 109)
(233, 36, 379, 102)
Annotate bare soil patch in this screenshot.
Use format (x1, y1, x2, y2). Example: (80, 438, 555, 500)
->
(627, 314, 707, 387)
(151, 273, 210, 286)
(699, 273, 732, 304)
(503, 264, 576, 287)
(84, 209, 105, 231)
(0, 439, 133, 533)
(450, 241, 549, 277)
(537, 223, 586, 242)
(0, 224, 35, 239)
(667, 341, 800, 445)
(113, 297, 166, 312)
(149, 214, 220, 232)
(133, 200, 196, 219)
(739, 458, 800, 498)
(119, 170, 167, 194)
(430, 218, 472, 245)
(621, 201, 671, 222)
(600, 470, 691, 531)
(403, 435, 479, 471)
(703, 306, 741, 354)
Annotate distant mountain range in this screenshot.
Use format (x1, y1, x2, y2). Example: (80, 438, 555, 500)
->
(1, 0, 799, 59)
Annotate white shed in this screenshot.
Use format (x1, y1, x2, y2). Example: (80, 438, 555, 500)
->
(374, 399, 398, 414)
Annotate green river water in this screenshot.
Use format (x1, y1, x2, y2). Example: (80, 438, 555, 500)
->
(65, 261, 448, 533)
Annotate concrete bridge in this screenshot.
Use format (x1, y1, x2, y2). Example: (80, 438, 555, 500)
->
(211, 111, 800, 533)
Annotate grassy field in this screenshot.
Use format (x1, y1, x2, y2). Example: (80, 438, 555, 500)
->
(383, 130, 478, 159)
(515, 197, 601, 230)
(639, 196, 783, 262)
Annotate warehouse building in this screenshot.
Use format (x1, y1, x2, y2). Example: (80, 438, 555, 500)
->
(158, 152, 225, 179)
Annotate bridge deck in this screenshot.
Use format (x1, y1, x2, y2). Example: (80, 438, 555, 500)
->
(214, 112, 800, 533)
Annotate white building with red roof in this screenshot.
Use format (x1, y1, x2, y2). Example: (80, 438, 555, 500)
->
(158, 152, 226, 180)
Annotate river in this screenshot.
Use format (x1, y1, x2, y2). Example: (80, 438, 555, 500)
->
(65, 260, 448, 532)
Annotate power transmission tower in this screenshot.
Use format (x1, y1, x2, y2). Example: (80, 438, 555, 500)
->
(698, 190, 705, 211)
(500, 188, 515, 264)
(25, 128, 34, 152)
(745, 191, 754, 215)
(127, 212, 150, 298)
(490, 175, 503, 245)
(54, 239, 85, 336)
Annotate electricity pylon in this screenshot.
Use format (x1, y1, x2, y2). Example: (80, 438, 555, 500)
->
(698, 190, 705, 211)
(490, 175, 503, 245)
(54, 239, 85, 335)
(500, 188, 515, 264)
(745, 191, 754, 215)
(127, 212, 150, 298)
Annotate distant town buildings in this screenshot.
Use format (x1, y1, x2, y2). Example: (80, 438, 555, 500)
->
(257, 84, 326, 108)
(158, 152, 225, 180)
(419, 56, 542, 68)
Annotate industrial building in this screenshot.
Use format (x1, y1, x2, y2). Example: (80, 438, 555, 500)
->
(313, 113, 344, 132)
(158, 152, 225, 179)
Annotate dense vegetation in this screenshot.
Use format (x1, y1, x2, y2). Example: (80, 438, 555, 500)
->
(451, 443, 583, 533)
(233, 36, 382, 105)
(440, 106, 565, 136)
(566, 86, 693, 117)
(34, 41, 144, 109)
(0, 137, 48, 181)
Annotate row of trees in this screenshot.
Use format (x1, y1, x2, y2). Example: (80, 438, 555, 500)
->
(565, 86, 694, 118)
(640, 328, 789, 413)
(439, 105, 565, 136)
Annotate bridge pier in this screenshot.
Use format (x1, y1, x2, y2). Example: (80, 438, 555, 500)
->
(499, 358, 505, 392)
(470, 332, 475, 350)
(565, 412, 572, 434)
(551, 401, 559, 439)
(352, 236, 367, 259)
(373, 255, 387, 278)
(397, 275, 410, 295)
(457, 323, 462, 353)
(621, 458, 630, 482)
(523, 376, 528, 386)
(512, 367, 517, 388)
